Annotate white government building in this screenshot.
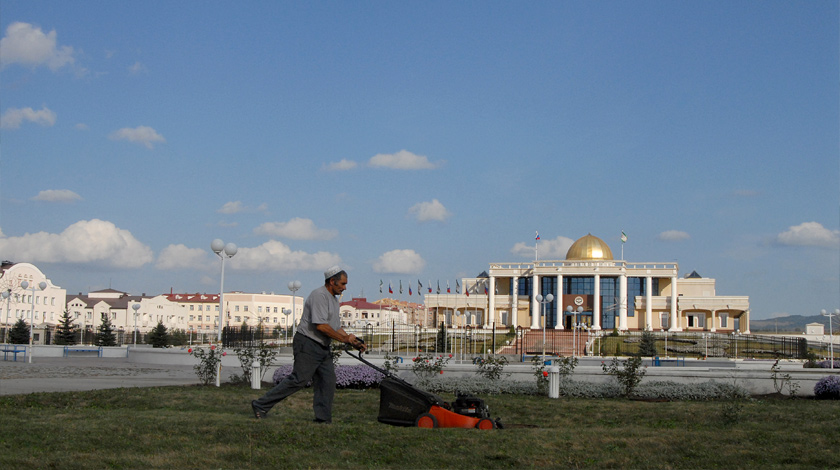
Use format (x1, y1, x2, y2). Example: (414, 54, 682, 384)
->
(425, 234, 750, 333)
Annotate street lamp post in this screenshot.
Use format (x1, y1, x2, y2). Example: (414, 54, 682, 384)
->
(288, 281, 301, 336)
(132, 303, 140, 345)
(566, 305, 584, 358)
(821, 309, 838, 370)
(2, 289, 10, 343)
(535, 293, 554, 364)
(282, 308, 291, 344)
(20, 280, 47, 363)
(211, 239, 238, 344)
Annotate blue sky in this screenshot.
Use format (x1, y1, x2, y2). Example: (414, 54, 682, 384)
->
(1, 1, 837, 320)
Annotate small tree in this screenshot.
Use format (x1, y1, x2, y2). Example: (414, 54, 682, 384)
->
(602, 356, 647, 398)
(54, 310, 77, 345)
(9, 318, 30, 344)
(147, 321, 169, 348)
(638, 330, 657, 357)
(436, 321, 448, 353)
(95, 313, 117, 347)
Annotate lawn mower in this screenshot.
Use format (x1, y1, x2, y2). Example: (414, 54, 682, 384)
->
(345, 345, 503, 430)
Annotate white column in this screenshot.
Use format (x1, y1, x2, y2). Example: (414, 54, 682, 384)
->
(593, 273, 601, 330)
(486, 276, 495, 328)
(554, 274, 564, 329)
(709, 310, 717, 332)
(669, 276, 680, 331)
(530, 274, 541, 329)
(645, 276, 653, 330)
(618, 273, 628, 331)
(509, 276, 519, 328)
(741, 309, 750, 334)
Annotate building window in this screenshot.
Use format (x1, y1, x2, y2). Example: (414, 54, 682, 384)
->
(190, 305, 194, 311)
(660, 313, 670, 330)
(235, 305, 240, 312)
(258, 306, 263, 313)
(720, 313, 728, 328)
(244, 306, 249, 312)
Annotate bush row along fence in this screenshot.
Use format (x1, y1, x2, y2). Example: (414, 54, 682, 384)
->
(0, 327, 214, 347)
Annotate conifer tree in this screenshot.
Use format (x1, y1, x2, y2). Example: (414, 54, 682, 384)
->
(147, 321, 169, 348)
(95, 312, 117, 347)
(54, 309, 77, 345)
(638, 329, 658, 357)
(9, 318, 30, 344)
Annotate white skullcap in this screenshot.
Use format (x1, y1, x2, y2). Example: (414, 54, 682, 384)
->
(324, 265, 342, 279)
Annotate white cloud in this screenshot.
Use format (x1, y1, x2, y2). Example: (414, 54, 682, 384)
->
(0, 227, 4, 237)
(324, 159, 358, 171)
(128, 61, 147, 74)
(75, 123, 89, 131)
(0, 22, 76, 71)
(254, 217, 337, 240)
(372, 249, 426, 274)
(776, 222, 840, 248)
(408, 199, 452, 222)
(0, 219, 154, 268)
(217, 201, 268, 214)
(512, 236, 575, 259)
(229, 240, 341, 271)
(658, 230, 691, 242)
(0, 106, 56, 129)
(368, 150, 440, 170)
(32, 189, 82, 203)
(217, 201, 244, 214)
(156, 244, 211, 270)
(109, 126, 166, 149)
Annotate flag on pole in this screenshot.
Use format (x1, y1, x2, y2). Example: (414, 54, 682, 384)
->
(535, 231, 540, 241)
(456, 280, 461, 294)
(465, 282, 470, 297)
(388, 282, 393, 294)
(379, 280, 383, 294)
(484, 283, 488, 295)
(409, 284, 412, 296)
(621, 231, 628, 243)
(399, 280, 403, 294)
(447, 280, 450, 293)
(418, 280, 423, 295)
(428, 280, 432, 293)
(436, 280, 440, 294)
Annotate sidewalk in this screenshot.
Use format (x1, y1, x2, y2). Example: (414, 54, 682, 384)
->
(0, 356, 230, 396)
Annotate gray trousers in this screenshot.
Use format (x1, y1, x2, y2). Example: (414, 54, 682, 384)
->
(253, 333, 335, 422)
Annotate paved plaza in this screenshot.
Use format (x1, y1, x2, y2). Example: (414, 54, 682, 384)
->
(0, 356, 225, 396)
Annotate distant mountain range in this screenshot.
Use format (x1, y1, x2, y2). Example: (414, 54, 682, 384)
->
(750, 314, 837, 334)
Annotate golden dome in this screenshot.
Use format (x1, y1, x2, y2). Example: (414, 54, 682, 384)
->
(566, 234, 614, 260)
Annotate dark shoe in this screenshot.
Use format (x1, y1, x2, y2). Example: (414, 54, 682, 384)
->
(313, 418, 331, 424)
(251, 401, 267, 420)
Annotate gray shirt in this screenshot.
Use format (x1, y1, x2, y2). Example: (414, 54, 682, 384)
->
(297, 284, 341, 347)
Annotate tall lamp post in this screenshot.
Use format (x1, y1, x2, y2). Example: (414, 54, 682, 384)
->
(20, 280, 47, 364)
(288, 280, 301, 336)
(535, 293, 554, 363)
(211, 239, 238, 344)
(821, 309, 838, 370)
(132, 303, 140, 345)
(2, 289, 10, 343)
(566, 305, 584, 358)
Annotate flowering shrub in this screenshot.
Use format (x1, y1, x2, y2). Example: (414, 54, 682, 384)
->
(414, 376, 750, 401)
(188, 345, 227, 385)
(601, 356, 647, 398)
(474, 355, 509, 380)
(272, 364, 385, 389)
(814, 375, 840, 399)
(815, 359, 840, 369)
(232, 343, 279, 385)
(410, 353, 451, 379)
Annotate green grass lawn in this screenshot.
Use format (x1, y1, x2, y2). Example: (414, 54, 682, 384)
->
(0, 384, 838, 469)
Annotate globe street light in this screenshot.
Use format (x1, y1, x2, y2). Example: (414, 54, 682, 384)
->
(288, 280, 301, 336)
(821, 309, 838, 370)
(566, 305, 584, 358)
(20, 280, 47, 363)
(132, 303, 141, 345)
(535, 293, 554, 363)
(211, 239, 238, 344)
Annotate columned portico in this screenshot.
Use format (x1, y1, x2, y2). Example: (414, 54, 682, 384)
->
(554, 274, 564, 329)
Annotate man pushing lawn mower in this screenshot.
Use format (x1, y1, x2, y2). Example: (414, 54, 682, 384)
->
(250, 266, 366, 423)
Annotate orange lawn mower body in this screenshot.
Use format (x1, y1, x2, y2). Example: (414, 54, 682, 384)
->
(345, 348, 502, 430)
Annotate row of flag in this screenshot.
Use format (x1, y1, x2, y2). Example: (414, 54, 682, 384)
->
(536, 230, 628, 243)
(379, 279, 489, 296)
